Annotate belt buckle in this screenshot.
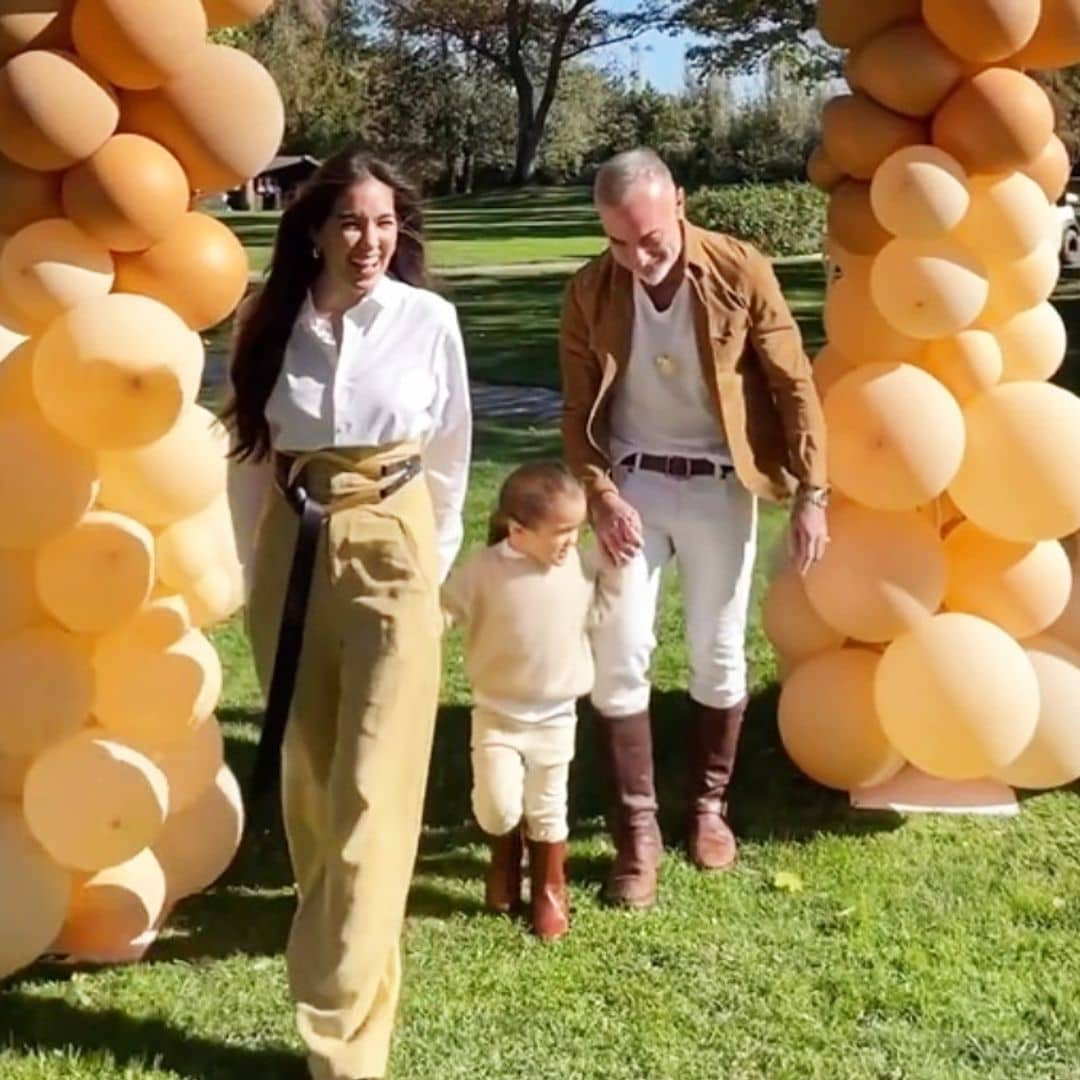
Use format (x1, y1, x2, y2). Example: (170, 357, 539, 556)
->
(667, 456, 691, 480)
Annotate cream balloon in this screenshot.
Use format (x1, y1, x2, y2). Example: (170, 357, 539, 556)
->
(138, 715, 223, 814)
(915, 331, 1002, 405)
(181, 563, 242, 629)
(822, 265, 921, 363)
(156, 494, 237, 592)
(108, 589, 191, 650)
(979, 239, 1060, 327)
(994, 302, 1067, 383)
(953, 173, 1056, 263)
(869, 145, 969, 239)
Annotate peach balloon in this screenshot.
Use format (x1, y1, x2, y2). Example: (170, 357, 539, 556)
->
(1021, 135, 1072, 203)
(72, 0, 208, 91)
(994, 638, 1080, 789)
(61, 134, 190, 253)
(822, 93, 926, 181)
(916, 331, 1002, 404)
(0, 752, 28, 800)
(154, 763, 242, 902)
(140, 714, 223, 813)
(0, 155, 61, 233)
(114, 212, 249, 331)
(827, 180, 891, 256)
(0, 805, 70, 979)
(869, 145, 969, 239)
(24, 731, 168, 871)
(812, 344, 859, 399)
(112, 589, 191, 650)
(953, 173, 1055, 263)
(0, 289, 29, 374)
(762, 562, 846, 667)
(0, 546, 42, 634)
(979, 239, 1060, 327)
(0, 414, 96, 548)
(0, 218, 113, 328)
(1012, 0, 1080, 68)
(54, 847, 166, 961)
(805, 503, 946, 642)
(951, 383, 1080, 542)
(202, 0, 272, 27)
(120, 43, 284, 194)
(807, 143, 845, 192)
(98, 404, 227, 526)
(944, 522, 1071, 637)
(35, 510, 155, 635)
(779, 648, 905, 791)
(1048, 566, 1080, 653)
(994, 302, 1067, 383)
(847, 23, 962, 117)
(825, 362, 966, 510)
(34, 292, 202, 451)
(0, 49, 117, 170)
(823, 263, 921, 364)
(94, 627, 223, 747)
(0, 2, 73, 62)
(182, 563, 242, 628)
(817, 0, 920, 48)
(870, 238, 988, 340)
(156, 493, 235, 593)
(923, 0, 1040, 63)
(933, 69, 1055, 174)
(875, 612, 1039, 780)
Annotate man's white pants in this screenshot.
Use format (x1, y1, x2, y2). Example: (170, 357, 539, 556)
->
(590, 465, 758, 716)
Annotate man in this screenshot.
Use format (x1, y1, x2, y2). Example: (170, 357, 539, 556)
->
(559, 148, 829, 909)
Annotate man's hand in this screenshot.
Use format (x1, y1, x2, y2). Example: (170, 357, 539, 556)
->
(592, 490, 643, 565)
(789, 499, 829, 575)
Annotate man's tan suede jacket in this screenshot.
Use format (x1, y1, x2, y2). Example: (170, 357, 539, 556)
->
(559, 221, 827, 503)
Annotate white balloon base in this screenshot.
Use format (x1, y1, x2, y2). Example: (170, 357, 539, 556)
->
(850, 766, 1019, 816)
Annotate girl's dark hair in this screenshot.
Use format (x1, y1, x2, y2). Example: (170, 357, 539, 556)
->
(221, 146, 428, 461)
(488, 462, 584, 545)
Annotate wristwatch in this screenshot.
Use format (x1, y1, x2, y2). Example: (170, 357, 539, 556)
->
(795, 484, 829, 509)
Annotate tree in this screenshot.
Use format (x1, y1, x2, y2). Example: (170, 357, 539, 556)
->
(379, 0, 666, 185)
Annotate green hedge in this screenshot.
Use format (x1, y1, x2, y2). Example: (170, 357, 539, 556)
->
(686, 182, 827, 258)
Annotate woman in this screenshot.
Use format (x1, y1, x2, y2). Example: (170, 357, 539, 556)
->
(224, 147, 471, 1080)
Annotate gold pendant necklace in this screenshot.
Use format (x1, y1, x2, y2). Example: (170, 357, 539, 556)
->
(654, 353, 677, 377)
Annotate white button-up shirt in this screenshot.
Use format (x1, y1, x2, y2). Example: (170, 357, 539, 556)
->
(230, 274, 472, 584)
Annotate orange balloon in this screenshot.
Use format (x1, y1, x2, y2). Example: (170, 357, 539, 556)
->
(0, 3, 73, 63)
(847, 22, 962, 117)
(0, 218, 113, 328)
(870, 238, 988, 340)
(822, 93, 926, 181)
(0, 546, 43, 635)
(825, 362, 966, 510)
(762, 562, 846, 667)
(827, 179, 891, 256)
(120, 43, 284, 194)
(923, 0, 1040, 63)
(0, 626, 91, 757)
(979, 239, 1060, 327)
(0, 805, 70, 979)
(812, 344, 859, 400)
(994, 302, 1067, 382)
(953, 172, 1055, 263)
(0, 49, 117, 170)
(951, 384, 1080, 541)
(35, 510, 155, 635)
(34, 292, 202, 451)
(869, 145, 969, 239)
(201, 0, 271, 27)
(0, 414, 96, 549)
(72, 0, 207, 91)
(995, 638, 1080, 789)
(816, 0, 920, 48)
(807, 143, 844, 192)
(944, 521, 1071, 637)
(804, 503, 946, 641)
(0, 752, 29, 800)
(875, 612, 1039, 779)
(779, 648, 905, 791)
(0, 337, 34, 415)
(114, 211, 249, 331)
(61, 133, 190, 253)
(1021, 135, 1072, 203)
(823, 264, 921, 363)
(1012, 0, 1080, 68)
(933, 69, 1055, 174)
(0, 154, 61, 233)
(916, 331, 1002, 404)
(24, 731, 169, 871)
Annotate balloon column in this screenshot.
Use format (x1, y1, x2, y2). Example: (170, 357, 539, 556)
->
(771, 0, 1080, 801)
(0, 0, 280, 979)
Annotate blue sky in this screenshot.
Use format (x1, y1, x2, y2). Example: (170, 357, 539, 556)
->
(596, 2, 699, 92)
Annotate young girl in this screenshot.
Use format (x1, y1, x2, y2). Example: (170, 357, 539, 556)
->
(441, 462, 619, 941)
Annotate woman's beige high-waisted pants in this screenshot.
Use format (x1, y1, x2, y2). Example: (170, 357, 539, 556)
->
(247, 445, 442, 1080)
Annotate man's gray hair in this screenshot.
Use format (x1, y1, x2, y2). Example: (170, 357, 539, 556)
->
(593, 148, 674, 207)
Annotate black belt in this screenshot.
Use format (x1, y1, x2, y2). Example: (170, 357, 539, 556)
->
(247, 451, 423, 801)
(619, 453, 734, 480)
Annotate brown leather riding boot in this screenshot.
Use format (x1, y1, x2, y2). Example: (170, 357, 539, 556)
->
(484, 826, 524, 914)
(595, 709, 662, 909)
(528, 839, 569, 940)
(688, 698, 746, 871)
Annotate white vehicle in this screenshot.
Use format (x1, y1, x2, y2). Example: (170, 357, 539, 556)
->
(1059, 192, 1080, 268)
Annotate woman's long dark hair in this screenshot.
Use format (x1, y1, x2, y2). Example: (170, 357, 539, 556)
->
(222, 146, 429, 462)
